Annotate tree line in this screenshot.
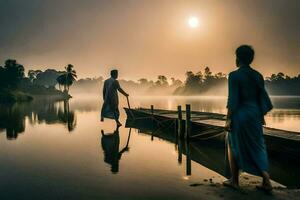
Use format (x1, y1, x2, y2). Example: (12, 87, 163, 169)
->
(1, 58, 299, 97)
(0, 59, 77, 102)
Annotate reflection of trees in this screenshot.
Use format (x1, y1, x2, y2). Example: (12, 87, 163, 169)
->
(267, 109, 300, 123)
(57, 100, 77, 132)
(0, 99, 77, 140)
(0, 104, 25, 140)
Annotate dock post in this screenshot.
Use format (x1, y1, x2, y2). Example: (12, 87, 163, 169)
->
(151, 105, 154, 140)
(151, 105, 154, 125)
(177, 105, 182, 138)
(185, 104, 191, 140)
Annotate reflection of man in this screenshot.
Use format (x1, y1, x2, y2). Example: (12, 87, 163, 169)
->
(101, 127, 129, 174)
(101, 69, 129, 127)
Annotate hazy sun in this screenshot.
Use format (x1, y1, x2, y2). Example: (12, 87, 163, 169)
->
(188, 16, 199, 28)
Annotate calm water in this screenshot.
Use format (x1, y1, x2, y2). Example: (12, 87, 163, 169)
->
(0, 96, 300, 199)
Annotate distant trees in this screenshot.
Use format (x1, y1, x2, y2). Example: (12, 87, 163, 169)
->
(0, 59, 25, 89)
(266, 72, 300, 95)
(155, 75, 168, 87)
(0, 59, 74, 102)
(170, 77, 183, 87)
(173, 67, 227, 95)
(2, 57, 299, 97)
(56, 64, 77, 94)
(31, 69, 63, 87)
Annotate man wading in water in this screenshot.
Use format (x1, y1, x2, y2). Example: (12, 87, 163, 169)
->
(101, 69, 129, 127)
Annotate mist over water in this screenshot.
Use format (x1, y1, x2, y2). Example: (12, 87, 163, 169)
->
(70, 95, 300, 132)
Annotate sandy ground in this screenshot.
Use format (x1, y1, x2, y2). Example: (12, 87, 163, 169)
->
(188, 173, 300, 200)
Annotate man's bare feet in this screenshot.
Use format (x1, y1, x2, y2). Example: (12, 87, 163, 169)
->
(223, 179, 239, 190)
(256, 180, 273, 194)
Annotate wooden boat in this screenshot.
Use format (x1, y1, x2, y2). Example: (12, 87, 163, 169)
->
(124, 107, 300, 161)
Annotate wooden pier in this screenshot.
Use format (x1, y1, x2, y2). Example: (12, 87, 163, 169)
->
(124, 105, 300, 160)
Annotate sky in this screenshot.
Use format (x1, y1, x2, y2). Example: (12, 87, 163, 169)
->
(0, 0, 299, 80)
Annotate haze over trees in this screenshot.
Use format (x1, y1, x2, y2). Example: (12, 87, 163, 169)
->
(173, 67, 227, 95)
(69, 66, 300, 96)
(266, 73, 300, 95)
(28, 69, 64, 87)
(1, 58, 299, 98)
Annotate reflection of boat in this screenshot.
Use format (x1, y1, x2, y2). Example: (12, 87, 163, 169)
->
(124, 107, 300, 161)
(125, 117, 300, 188)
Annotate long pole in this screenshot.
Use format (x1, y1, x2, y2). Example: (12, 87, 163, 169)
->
(126, 96, 131, 109)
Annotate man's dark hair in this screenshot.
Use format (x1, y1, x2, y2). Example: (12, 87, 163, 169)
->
(110, 69, 118, 78)
(235, 45, 255, 65)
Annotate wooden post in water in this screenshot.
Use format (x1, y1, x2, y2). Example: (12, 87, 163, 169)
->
(177, 105, 182, 138)
(151, 105, 154, 141)
(177, 136, 183, 164)
(185, 104, 191, 140)
(185, 140, 191, 176)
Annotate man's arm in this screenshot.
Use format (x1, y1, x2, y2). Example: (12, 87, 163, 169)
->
(103, 81, 106, 100)
(225, 73, 238, 131)
(116, 81, 129, 97)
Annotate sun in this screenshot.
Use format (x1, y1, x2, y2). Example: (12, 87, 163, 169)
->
(188, 16, 199, 28)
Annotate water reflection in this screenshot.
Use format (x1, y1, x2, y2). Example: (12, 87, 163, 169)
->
(0, 99, 77, 139)
(57, 100, 77, 132)
(0, 104, 25, 140)
(101, 127, 131, 174)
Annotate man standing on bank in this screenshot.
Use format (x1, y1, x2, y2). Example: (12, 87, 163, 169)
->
(224, 45, 273, 192)
(101, 69, 129, 127)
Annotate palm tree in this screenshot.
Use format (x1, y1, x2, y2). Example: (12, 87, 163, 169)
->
(56, 74, 66, 91)
(56, 64, 77, 94)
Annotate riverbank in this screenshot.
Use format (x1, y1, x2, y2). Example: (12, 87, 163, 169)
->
(187, 173, 300, 200)
(0, 89, 33, 103)
(180, 172, 300, 200)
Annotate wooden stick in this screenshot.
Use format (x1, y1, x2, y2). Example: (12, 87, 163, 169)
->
(126, 96, 131, 109)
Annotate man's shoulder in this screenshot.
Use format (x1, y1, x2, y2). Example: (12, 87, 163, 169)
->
(105, 77, 115, 82)
(228, 69, 239, 79)
(251, 68, 263, 78)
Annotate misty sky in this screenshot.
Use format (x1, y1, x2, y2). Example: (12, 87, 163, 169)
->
(0, 0, 299, 80)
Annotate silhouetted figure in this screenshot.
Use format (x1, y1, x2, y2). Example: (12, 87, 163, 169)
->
(224, 45, 273, 192)
(101, 69, 129, 127)
(101, 127, 130, 174)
